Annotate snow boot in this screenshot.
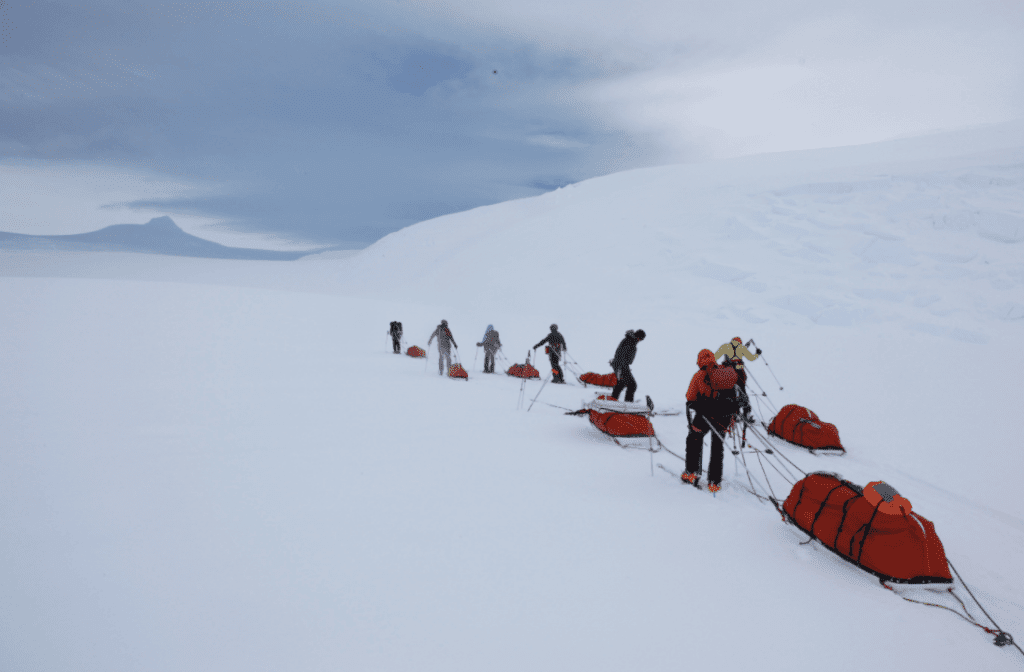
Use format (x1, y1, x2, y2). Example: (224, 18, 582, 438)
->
(707, 482, 721, 494)
(681, 472, 700, 488)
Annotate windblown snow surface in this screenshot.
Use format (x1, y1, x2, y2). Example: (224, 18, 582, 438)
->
(2, 121, 1024, 671)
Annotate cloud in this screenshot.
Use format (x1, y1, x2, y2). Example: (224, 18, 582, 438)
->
(417, 0, 1024, 157)
(3, 0, 1023, 247)
(1, 0, 650, 246)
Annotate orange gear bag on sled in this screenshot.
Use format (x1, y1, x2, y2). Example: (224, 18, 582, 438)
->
(579, 372, 618, 388)
(768, 404, 844, 452)
(406, 345, 426, 358)
(780, 472, 951, 584)
(507, 362, 540, 379)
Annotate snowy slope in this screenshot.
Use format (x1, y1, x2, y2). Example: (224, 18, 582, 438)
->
(1, 122, 1023, 671)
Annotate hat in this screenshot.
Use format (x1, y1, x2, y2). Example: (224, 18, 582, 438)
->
(732, 336, 742, 343)
(550, 324, 558, 331)
(635, 329, 646, 340)
(441, 319, 448, 326)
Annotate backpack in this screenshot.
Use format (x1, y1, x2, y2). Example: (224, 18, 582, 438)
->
(707, 366, 737, 391)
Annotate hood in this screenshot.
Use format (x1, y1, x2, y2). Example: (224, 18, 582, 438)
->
(697, 348, 717, 369)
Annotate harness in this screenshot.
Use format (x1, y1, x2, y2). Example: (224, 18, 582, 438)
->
(727, 342, 744, 369)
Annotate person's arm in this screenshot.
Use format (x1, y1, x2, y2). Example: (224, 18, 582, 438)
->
(428, 329, 436, 345)
(533, 335, 548, 349)
(738, 344, 760, 362)
(713, 343, 730, 360)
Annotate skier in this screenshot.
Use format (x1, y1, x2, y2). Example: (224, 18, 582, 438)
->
(388, 321, 403, 354)
(533, 324, 567, 383)
(609, 329, 645, 402)
(714, 336, 761, 419)
(476, 325, 502, 373)
(428, 319, 458, 375)
(682, 348, 739, 494)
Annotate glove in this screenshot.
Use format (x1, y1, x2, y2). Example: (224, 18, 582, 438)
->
(755, 348, 762, 355)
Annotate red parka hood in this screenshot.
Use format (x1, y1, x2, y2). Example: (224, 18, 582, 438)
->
(697, 348, 717, 369)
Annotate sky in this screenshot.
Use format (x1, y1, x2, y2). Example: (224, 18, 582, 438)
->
(2, 0, 1023, 249)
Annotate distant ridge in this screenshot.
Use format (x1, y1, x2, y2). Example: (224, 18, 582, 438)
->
(0, 216, 316, 260)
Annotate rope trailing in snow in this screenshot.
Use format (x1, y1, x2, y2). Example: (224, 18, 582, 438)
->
(883, 566, 1021, 655)
(527, 375, 550, 412)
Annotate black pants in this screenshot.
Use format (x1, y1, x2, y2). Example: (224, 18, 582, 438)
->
(484, 349, 496, 373)
(548, 350, 564, 382)
(611, 365, 636, 402)
(727, 364, 751, 416)
(392, 336, 401, 353)
(685, 411, 729, 485)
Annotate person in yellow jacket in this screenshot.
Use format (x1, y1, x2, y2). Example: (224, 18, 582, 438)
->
(714, 337, 761, 420)
(714, 337, 760, 370)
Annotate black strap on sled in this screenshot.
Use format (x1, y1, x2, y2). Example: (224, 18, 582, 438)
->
(809, 483, 846, 538)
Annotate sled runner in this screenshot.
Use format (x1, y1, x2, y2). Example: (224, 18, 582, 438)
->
(406, 345, 426, 358)
(566, 395, 663, 452)
(448, 363, 469, 380)
(578, 371, 617, 388)
(779, 472, 951, 584)
(768, 404, 844, 452)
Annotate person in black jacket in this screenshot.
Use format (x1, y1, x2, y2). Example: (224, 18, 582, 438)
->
(533, 324, 567, 383)
(610, 329, 645, 402)
(389, 321, 403, 354)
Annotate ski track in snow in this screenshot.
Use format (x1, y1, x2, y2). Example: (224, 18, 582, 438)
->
(1, 122, 1023, 671)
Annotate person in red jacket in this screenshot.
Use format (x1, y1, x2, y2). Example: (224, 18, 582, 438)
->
(683, 348, 739, 493)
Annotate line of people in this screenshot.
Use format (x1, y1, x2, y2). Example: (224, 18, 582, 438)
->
(392, 319, 764, 494)
(396, 320, 649, 398)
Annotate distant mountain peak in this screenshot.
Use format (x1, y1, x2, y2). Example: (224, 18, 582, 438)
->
(141, 216, 183, 231)
(0, 215, 315, 261)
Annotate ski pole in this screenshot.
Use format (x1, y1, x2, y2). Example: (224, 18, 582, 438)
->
(750, 339, 783, 390)
(527, 375, 550, 412)
(474, 345, 479, 372)
(424, 341, 432, 373)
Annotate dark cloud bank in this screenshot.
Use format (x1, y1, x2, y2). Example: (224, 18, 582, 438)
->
(0, 0, 658, 247)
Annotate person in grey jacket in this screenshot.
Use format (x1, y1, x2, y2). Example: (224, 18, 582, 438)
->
(428, 319, 458, 375)
(477, 325, 502, 373)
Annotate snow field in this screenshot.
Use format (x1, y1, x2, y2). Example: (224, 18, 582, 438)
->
(2, 121, 1024, 670)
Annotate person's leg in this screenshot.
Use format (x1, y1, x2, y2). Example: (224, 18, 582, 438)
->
(685, 431, 705, 477)
(708, 429, 725, 486)
(610, 374, 624, 400)
(685, 413, 709, 478)
(549, 351, 563, 382)
(623, 367, 637, 402)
